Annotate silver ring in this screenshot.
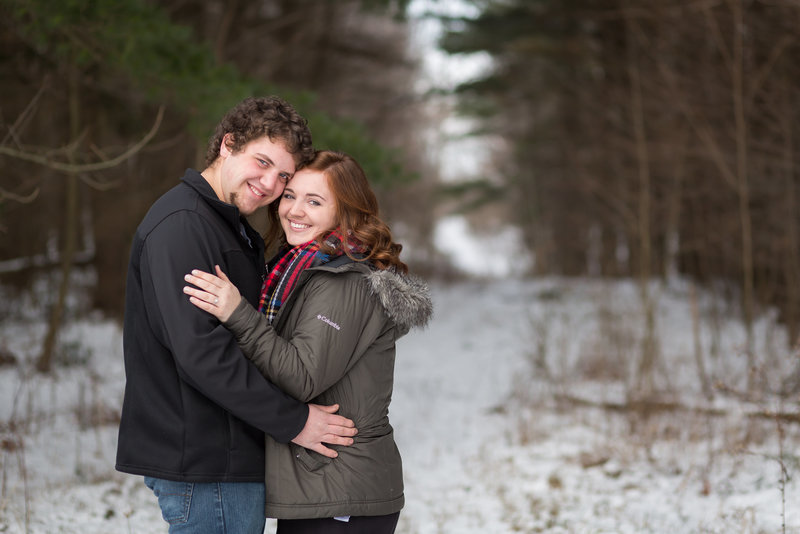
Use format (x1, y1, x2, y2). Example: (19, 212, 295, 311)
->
(214, 297, 219, 304)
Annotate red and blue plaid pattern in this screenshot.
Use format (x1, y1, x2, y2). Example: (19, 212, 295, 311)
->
(257, 229, 362, 323)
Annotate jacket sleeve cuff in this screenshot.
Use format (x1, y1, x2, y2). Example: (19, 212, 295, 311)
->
(223, 296, 256, 333)
(285, 403, 310, 444)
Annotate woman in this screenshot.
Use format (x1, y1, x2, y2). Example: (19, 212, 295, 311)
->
(183, 150, 432, 533)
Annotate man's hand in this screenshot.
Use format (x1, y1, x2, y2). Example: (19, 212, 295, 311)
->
(292, 403, 357, 458)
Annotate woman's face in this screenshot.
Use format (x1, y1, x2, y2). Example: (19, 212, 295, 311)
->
(278, 168, 338, 246)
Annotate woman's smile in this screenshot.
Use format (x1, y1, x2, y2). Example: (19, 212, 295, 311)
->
(279, 169, 338, 245)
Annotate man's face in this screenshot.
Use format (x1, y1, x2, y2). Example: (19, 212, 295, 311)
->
(217, 135, 296, 216)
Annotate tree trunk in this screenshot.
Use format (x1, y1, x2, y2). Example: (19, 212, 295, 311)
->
(626, 13, 658, 398)
(37, 67, 81, 373)
(730, 0, 756, 392)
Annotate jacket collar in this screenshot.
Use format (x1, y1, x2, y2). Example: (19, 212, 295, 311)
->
(181, 169, 266, 264)
(181, 168, 241, 229)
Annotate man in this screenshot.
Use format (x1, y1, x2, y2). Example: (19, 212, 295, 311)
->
(116, 96, 357, 533)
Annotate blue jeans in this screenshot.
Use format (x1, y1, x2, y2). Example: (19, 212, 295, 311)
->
(144, 476, 266, 534)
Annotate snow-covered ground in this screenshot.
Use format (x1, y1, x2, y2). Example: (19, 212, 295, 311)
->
(1, 276, 798, 533)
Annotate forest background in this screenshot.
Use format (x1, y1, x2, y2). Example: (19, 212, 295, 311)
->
(2, 0, 800, 531)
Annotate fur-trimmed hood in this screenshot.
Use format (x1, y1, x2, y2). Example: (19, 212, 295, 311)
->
(365, 269, 433, 330)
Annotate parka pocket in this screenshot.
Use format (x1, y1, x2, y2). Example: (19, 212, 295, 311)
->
(290, 443, 333, 472)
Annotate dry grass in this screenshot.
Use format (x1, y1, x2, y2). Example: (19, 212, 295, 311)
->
(503, 287, 800, 533)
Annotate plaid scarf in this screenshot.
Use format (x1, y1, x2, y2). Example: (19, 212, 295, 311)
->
(258, 229, 364, 323)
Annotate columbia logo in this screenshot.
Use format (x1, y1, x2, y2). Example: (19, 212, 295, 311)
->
(317, 314, 341, 331)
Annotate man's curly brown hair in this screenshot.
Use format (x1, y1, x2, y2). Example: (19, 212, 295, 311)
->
(205, 96, 314, 168)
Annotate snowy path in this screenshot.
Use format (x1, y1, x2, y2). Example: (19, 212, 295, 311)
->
(2, 278, 799, 533)
(392, 280, 533, 533)
(0, 280, 534, 534)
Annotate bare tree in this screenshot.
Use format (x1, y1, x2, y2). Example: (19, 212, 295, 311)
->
(0, 82, 164, 371)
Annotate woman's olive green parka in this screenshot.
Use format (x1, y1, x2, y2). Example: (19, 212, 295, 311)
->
(224, 259, 433, 519)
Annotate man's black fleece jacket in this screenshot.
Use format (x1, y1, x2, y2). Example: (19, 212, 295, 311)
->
(116, 169, 307, 482)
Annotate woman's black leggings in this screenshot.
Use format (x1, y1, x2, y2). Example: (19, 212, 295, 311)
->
(276, 512, 400, 534)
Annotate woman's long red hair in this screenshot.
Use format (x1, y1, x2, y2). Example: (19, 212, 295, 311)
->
(264, 150, 407, 273)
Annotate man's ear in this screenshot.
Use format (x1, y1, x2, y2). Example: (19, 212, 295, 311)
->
(219, 133, 234, 158)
